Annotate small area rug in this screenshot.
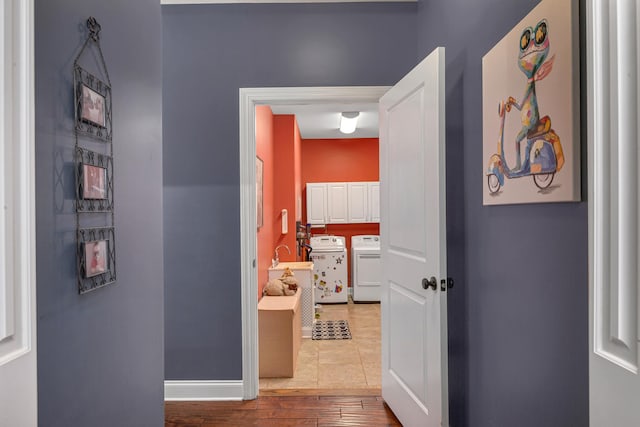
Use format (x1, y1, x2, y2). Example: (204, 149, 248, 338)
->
(311, 320, 352, 340)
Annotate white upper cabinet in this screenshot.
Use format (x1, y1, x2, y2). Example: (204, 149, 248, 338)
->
(348, 182, 368, 223)
(368, 181, 380, 223)
(306, 181, 380, 225)
(306, 183, 327, 224)
(326, 182, 348, 223)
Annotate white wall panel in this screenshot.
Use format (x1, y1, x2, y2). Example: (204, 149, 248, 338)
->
(592, 0, 639, 375)
(0, 0, 36, 425)
(0, 0, 32, 367)
(0, 0, 8, 343)
(589, 2, 640, 424)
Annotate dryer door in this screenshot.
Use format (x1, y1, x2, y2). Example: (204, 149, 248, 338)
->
(353, 252, 381, 302)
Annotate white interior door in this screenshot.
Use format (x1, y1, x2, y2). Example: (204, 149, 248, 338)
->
(588, 1, 640, 425)
(379, 47, 447, 427)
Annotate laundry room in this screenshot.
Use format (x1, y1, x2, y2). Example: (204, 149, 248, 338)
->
(255, 103, 382, 391)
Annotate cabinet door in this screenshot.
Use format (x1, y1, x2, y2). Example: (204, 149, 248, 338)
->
(368, 182, 380, 223)
(348, 182, 368, 223)
(306, 183, 327, 224)
(327, 182, 348, 223)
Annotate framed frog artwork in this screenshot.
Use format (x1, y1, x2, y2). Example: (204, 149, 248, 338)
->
(482, 0, 580, 205)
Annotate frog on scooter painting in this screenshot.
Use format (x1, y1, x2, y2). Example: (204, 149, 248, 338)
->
(482, 0, 579, 205)
(486, 19, 564, 194)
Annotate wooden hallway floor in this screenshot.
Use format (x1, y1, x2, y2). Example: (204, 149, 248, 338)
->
(165, 392, 402, 426)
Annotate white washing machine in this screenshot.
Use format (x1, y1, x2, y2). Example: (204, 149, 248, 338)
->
(310, 236, 348, 303)
(351, 235, 381, 302)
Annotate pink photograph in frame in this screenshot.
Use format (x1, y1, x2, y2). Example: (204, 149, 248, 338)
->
(82, 163, 107, 200)
(84, 240, 108, 278)
(80, 84, 106, 128)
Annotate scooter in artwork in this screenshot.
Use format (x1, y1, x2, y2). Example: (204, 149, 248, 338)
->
(486, 99, 564, 194)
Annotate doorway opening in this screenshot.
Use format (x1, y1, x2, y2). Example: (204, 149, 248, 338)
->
(239, 86, 389, 399)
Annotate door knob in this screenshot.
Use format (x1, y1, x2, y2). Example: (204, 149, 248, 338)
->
(422, 276, 437, 290)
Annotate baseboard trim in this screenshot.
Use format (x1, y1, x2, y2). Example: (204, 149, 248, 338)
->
(164, 380, 244, 401)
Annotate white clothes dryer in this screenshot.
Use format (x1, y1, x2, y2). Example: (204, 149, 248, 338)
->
(351, 235, 381, 302)
(309, 236, 348, 303)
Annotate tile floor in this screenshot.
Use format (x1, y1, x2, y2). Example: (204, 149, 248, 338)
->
(259, 299, 381, 391)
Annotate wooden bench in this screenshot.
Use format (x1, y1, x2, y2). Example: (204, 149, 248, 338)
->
(258, 289, 302, 378)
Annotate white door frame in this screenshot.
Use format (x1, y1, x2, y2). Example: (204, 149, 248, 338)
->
(0, 0, 35, 369)
(0, 0, 37, 425)
(239, 86, 389, 399)
(587, 0, 640, 424)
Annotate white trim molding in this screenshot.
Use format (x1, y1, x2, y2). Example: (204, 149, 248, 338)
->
(0, 0, 36, 426)
(588, 0, 640, 425)
(162, 0, 416, 5)
(0, 0, 35, 368)
(239, 86, 389, 399)
(164, 380, 244, 401)
(588, 0, 639, 376)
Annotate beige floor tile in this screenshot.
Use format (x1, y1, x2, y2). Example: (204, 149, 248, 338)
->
(318, 363, 367, 388)
(362, 360, 381, 372)
(295, 361, 318, 378)
(297, 353, 318, 366)
(317, 339, 358, 351)
(297, 341, 319, 363)
(356, 336, 380, 349)
(299, 338, 319, 351)
(365, 377, 381, 386)
(352, 328, 381, 340)
(325, 353, 361, 365)
(259, 378, 272, 388)
(318, 341, 359, 362)
(358, 349, 381, 365)
(259, 299, 381, 391)
(362, 355, 382, 387)
(267, 377, 318, 389)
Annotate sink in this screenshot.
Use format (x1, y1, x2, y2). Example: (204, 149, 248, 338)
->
(268, 261, 313, 270)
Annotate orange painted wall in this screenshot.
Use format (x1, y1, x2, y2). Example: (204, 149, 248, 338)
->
(272, 115, 301, 263)
(301, 138, 379, 182)
(293, 120, 302, 222)
(301, 138, 380, 286)
(256, 106, 275, 298)
(256, 113, 305, 298)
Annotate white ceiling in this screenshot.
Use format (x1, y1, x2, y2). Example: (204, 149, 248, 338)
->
(269, 102, 379, 139)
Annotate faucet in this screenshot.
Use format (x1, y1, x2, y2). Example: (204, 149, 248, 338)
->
(273, 244, 291, 267)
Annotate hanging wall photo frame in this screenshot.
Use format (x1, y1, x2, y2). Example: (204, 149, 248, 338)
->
(75, 146, 114, 212)
(74, 17, 117, 294)
(77, 227, 116, 294)
(73, 17, 112, 143)
(74, 67, 112, 142)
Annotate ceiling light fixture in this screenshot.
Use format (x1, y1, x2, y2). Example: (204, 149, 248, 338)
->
(339, 112, 360, 134)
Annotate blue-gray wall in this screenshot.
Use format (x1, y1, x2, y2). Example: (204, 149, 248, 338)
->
(162, 3, 417, 380)
(163, 1, 588, 426)
(35, 1, 164, 426)
(417, 0, 589, 426)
